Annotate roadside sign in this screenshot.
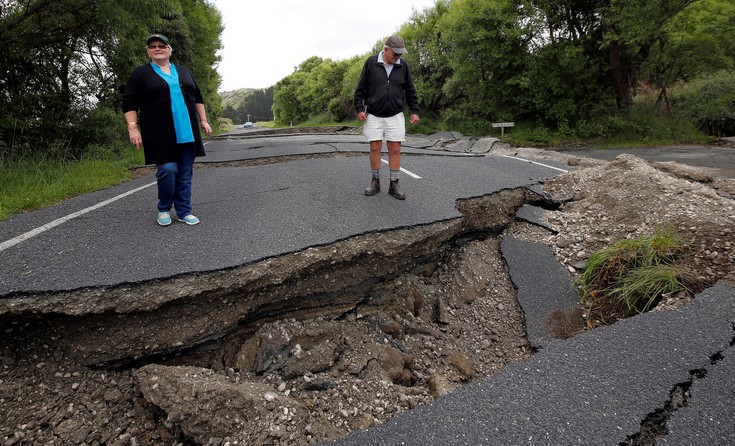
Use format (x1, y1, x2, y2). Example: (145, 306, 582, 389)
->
(492, 122, 514, 137)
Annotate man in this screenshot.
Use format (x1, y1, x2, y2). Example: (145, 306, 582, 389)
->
(354, 35, 420, 200)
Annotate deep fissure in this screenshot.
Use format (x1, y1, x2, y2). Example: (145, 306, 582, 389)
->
(0, 188, 544, 371)
(0, 186, 567, 445)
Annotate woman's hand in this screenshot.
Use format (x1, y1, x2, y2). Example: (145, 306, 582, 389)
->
(201, 121, 213, 136)
(128, 126, 142, 149)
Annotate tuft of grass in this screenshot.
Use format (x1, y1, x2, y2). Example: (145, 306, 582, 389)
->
(576, 229, 693, 315)
(610, 264, 690, 313)
(0, 144, 144, 221)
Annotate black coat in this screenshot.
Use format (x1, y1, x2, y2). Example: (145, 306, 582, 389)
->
(122, 64, 206, 165)
(354, 55, 419, 118)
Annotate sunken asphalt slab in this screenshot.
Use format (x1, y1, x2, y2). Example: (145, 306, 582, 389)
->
(2, 131, 734, 444)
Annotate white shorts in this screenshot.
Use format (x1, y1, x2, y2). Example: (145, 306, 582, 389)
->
(363, 112, 406, 142)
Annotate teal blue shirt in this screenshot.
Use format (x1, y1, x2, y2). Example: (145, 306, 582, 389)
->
(151, 63, 195, 144)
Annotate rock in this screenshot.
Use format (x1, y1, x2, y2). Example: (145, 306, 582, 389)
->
(234, 335, 260, 372)
(436, 298, 450, 324)
(378, 318, 402, 339)
(352, 413, 377, 430)
(377, 347, 413, 386)
(428, 374, 456, 397)
(653, 161, 713, 183)
(134, 364, 334, 444)
(448, 352, 474, 380)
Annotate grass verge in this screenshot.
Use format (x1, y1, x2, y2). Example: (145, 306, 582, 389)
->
(0, 144, 145, 221)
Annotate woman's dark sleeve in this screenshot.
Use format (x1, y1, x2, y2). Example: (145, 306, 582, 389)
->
(121, 69, 142, 113)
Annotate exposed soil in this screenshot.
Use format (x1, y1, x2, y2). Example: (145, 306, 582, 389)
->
(1, 143, 734, 446)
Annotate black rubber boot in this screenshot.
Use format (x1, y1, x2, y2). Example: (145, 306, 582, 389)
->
(389, 179, 406, 200)
(364, 177, 380, 196)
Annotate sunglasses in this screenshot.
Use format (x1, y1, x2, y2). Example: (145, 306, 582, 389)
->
(147, 44, 168, 50)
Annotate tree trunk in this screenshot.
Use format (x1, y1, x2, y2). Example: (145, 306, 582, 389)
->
(608, 39, 632, 110)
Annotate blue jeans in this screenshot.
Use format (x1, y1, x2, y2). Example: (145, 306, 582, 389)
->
(156, 143, 195, 218)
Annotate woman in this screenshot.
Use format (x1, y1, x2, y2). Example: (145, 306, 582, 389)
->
(122, 34, 213, 226)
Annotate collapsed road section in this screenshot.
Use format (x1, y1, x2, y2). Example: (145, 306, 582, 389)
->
(0, 187, 556, 445)
(3, 147, 734, 445)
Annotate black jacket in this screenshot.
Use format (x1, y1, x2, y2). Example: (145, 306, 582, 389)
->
(354, 55, 419, 118)
(122, 64, 206, 165)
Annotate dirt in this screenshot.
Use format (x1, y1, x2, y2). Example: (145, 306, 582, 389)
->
(1, 143, 734, 446)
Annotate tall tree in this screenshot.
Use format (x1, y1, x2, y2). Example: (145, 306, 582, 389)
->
(438, 0, 531, 122)
(601, 0, 696, 109)
(0, 0, 223, 158)
(398, 0, 453, 117)
(641, 0, 735, 111)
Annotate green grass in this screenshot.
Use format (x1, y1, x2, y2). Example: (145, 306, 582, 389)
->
(0, 144, 145, 221)
(610, 264, 689, 312)
(576, 229, 693, 314)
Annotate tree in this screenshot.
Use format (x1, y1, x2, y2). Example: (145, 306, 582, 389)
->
(272, 56, 351, 125)
(600, 0, 696, 109)
(0, 0, 223, 159)
(640, 0, 735, 112)
(437, 0, 531, 125)
(398, 0, 453, 117)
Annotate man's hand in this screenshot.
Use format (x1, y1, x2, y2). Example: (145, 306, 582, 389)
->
(410, 114, 420, 125)
(357, 112, 367, 121)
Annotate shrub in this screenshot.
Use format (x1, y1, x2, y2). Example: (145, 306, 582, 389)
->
(671, 70, 735, 136)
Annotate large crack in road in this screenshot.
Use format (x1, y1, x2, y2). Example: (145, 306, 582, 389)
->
(4, 137, 733, 445)
(0, 187, 553, 445)
(1, 188, 538, 365)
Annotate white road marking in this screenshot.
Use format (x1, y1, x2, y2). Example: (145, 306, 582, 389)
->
(1, 142, 214, 252)
(0, 182, 156, 253)
(502, 155, 569, 173)
(381, 158, 422, 179)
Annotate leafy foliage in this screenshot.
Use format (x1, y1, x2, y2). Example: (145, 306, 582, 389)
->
(3, 0, 733, 160)
(0, 0, 222, 160)
(272, 56, 356, 125)
(270, 0, 732, 138)
(670, 70, 735, 136)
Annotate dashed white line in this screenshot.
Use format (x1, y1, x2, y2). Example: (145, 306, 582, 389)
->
(0, 182, 156, 253)
(381, 158, 423, 179)
(502, 155, 569, 173)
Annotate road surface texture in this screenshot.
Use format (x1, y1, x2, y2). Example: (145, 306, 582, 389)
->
(1, 128, 733, 445)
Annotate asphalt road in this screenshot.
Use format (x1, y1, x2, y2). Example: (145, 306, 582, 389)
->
(0, 133, 562, 295)
(1, 132, 733, 444)
(330, 282, 735, 446)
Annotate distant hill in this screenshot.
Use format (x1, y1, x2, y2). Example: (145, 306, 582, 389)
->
(221, 87, 275, 124)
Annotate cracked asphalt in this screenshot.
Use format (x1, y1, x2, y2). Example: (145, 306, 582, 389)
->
(2, 128, 733, 444)
(330, 282, 735, 446)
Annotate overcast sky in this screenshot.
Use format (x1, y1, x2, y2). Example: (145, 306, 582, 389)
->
(212, 0, 438, 91)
